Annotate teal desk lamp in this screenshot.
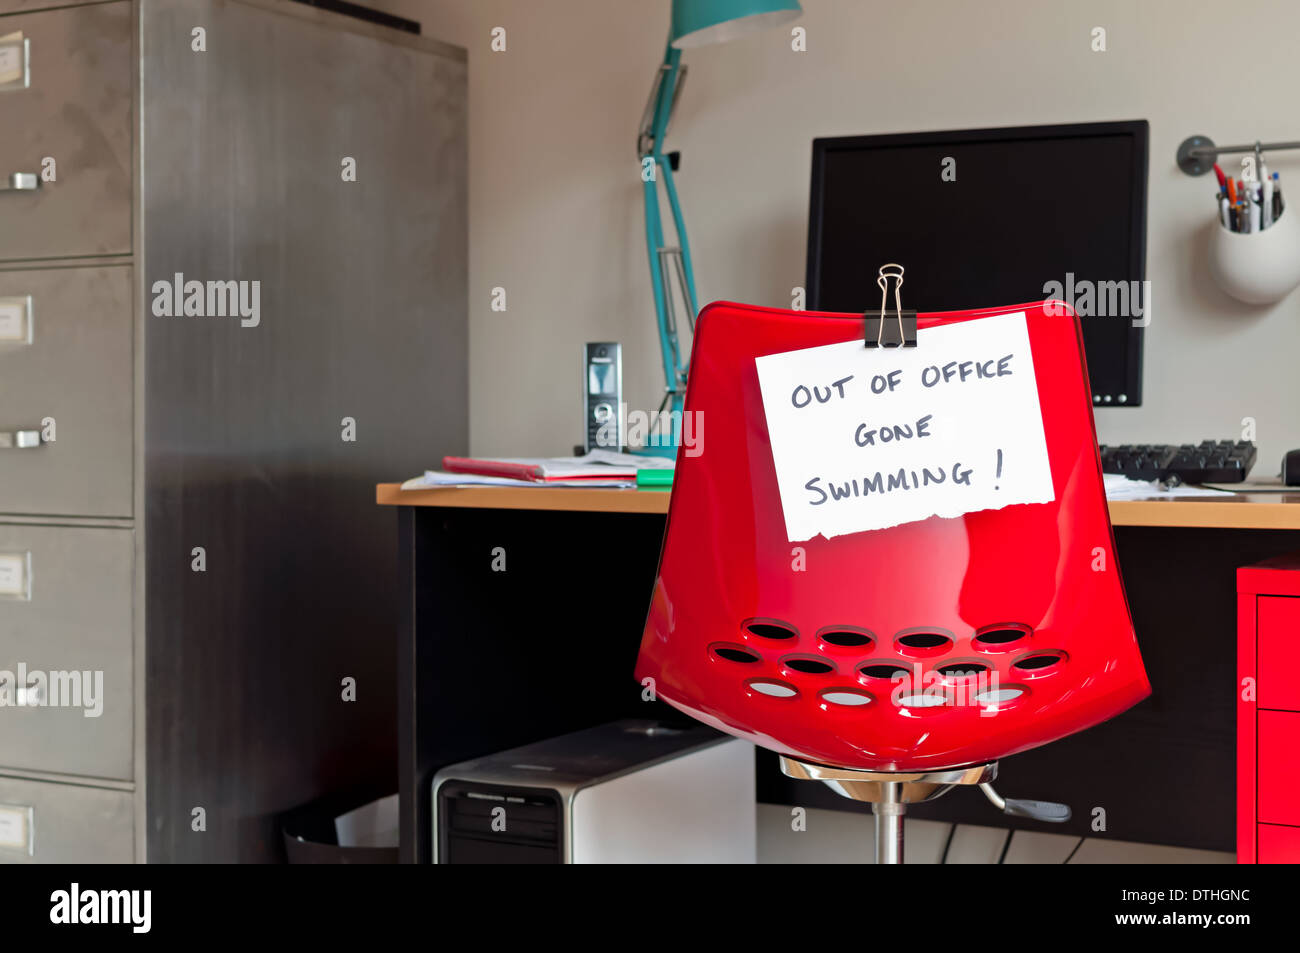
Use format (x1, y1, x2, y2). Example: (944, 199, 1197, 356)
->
(637, 0, 801, 457)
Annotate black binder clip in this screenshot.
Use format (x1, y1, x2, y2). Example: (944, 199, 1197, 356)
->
(864, 263, 916, 348)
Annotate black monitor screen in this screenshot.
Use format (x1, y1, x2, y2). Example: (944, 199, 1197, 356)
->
(806, 121, 1148, 406)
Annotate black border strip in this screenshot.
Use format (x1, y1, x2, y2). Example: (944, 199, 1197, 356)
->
(289, 0, 421, 34)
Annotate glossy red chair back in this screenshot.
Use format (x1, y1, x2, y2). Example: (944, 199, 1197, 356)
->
(634, 300, 1149, 771)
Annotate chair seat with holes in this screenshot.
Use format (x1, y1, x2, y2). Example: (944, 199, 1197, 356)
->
(634, 299, 1150, 772)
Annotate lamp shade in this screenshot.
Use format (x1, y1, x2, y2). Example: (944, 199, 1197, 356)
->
(670, 0, 802, 49)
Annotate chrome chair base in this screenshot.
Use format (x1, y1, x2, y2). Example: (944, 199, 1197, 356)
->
(779, 756, 999, 864)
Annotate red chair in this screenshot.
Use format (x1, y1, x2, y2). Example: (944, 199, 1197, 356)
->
(634, 293, 1150, 862)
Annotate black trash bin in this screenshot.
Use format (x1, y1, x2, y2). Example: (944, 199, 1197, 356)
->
(280, 788, 398, 864)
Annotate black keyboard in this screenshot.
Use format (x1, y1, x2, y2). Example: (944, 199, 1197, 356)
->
(1099, 440, 1256, 484)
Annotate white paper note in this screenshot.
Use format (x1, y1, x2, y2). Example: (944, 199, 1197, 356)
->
(755, 312, 1055, 541)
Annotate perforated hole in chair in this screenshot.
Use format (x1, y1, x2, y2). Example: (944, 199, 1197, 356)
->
(937, 661, 990, 678)
(899, 632, 949, 648)
(1012, 651, 1067, 675)
(744, 620, 797, 641)
(710, 643, 760, 664)
(817, 627, 874, 648)
(896, 691, 949, 709)
(858, 662, 910, 681)
(820, 688, 873, 707)
(895, 629, 954, 659)
(974, 686, 1027, 705)
(747, 678, 798, 698)
(973, 625, 1031, 650)
(781, 656, 836, 675)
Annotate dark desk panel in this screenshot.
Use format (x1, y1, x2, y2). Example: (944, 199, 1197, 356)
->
(388, 488, 1300, 859)
(395, 505, 678, 863)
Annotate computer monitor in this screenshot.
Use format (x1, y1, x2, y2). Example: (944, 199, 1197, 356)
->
(806, 120, 1148, 406)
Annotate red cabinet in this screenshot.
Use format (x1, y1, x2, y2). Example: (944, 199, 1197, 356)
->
(1260, 824, 1300, 863)
(1258, 711, 1300, 827)
(1258, 598, 1300, 712)
(1238, 556, 1300, 863)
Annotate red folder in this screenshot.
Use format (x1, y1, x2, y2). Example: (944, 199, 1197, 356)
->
(441, 457, 636, 483)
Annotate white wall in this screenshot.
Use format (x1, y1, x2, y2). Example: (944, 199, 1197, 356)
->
(374, 0, 1300, 470)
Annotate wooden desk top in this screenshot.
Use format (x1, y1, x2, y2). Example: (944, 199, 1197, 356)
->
(376, 483, 673, 514)
(377, 483, 1300, 530)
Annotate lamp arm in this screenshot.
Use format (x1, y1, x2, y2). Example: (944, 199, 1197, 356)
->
(641, 40, 693, 431)
(659, 159, 700, 336)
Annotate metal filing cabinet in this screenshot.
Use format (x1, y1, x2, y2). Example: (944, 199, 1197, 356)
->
(0, 265, 134, 517)
(0, 0, 467, 862)
(0, 2, 133, 261)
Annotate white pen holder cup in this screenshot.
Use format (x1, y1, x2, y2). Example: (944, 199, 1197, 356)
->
(1209, 206, 1300, 304)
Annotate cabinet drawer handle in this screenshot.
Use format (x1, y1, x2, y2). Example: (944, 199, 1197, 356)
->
(0, 429, 42, 449)
(0, 173, 38, 192)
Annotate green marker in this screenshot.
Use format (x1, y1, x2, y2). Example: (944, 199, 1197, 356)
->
(636, 468, 675, 489)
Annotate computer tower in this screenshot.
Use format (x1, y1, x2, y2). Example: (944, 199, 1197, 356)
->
(432, 720, 755, 863)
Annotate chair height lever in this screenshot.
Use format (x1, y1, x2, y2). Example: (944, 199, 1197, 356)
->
(979, 782, 1071, 823)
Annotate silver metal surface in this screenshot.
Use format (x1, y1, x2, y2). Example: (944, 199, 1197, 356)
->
(0, 2, 132, 260)
(637, 62, 688, 157)
(1178, 133, 1300, 175)
(0, 774, 133, 863)
(432, 720, 740, 864)
(436, 720, 728, 797)
(979, 781, 1072, 822)
(138, 0, 468, 862)
(875, 263, 906, 347)
(0, 265, 133, 517)
(0, 524, 134, 780)
(780, 756, 999, 864)
(979, 781, 1006, 811)
(873, 781, 904, 865)
(780, 755, 997, 804)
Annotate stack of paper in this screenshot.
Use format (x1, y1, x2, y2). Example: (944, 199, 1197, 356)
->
(403, 449, 673, 490)
(1102, 473, 1230, 500)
